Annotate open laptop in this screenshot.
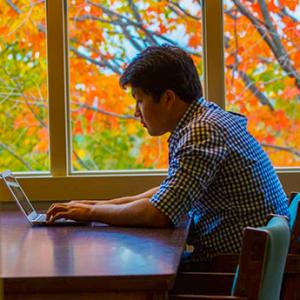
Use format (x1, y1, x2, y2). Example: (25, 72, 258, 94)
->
(1, 170, 89, 226)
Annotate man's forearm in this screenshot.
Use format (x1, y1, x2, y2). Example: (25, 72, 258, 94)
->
(89, 198, 171, 227)
(100, 186, 160, 205)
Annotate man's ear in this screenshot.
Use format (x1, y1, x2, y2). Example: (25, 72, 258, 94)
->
(162, 89, 176, 109)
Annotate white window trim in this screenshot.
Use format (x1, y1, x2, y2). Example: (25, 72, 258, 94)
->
(0, 0, 299, 202)
(47, 0, 70, 176)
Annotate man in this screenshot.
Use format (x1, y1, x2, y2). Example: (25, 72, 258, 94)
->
(47, 45, 289, 267)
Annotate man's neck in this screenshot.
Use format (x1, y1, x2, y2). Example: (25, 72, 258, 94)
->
(168, 100, 192, 133)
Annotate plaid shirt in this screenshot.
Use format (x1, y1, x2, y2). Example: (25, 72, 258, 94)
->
(150, 97, 289, 262)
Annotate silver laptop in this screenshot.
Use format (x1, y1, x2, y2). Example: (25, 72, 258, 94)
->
(1, 170, 89, 226)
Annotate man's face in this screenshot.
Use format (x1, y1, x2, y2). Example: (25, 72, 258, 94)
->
(132, 87, 170, 136)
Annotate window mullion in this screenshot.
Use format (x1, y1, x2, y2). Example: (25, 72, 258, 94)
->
(202, 0, 225, 108)
(46, 0, 70, 176)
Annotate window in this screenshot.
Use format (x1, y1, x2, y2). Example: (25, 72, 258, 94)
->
(68, 0, 203, 171)
(0, 0, 299, 202)
(0, 0, 49, 172)
(224, 0, 300, 167)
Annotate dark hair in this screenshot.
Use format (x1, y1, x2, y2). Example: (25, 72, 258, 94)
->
(119, 45, 202, 103)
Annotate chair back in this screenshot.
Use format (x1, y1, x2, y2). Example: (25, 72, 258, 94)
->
(288, 192, 300, 254)
(232, 216, 290, 300)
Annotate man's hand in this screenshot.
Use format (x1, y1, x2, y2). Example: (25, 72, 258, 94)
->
(46, 202, 93, 223)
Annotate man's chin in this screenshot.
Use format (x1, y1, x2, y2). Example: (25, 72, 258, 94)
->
(146, 128, 164, 137)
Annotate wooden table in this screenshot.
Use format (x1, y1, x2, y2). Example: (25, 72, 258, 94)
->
(0, 204, 189, 300)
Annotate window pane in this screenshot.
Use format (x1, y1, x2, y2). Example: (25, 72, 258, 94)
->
(0, 0, 49, 172)
(224, 1, 300, 167)
(68, 0, 202, 171)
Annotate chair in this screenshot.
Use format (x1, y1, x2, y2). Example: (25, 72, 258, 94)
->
(287, 192, 300, 254)
(169, 215, 290, 300)
(206, 192, 300, 299)
(281, 192, 300, 300)
(209, 192, 300, 272)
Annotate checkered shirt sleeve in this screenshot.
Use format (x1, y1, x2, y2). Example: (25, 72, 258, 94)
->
(149, 98, 289, 261)
(150, 122, 228, 226)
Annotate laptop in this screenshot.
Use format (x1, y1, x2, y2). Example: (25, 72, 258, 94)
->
(1, 170, 89, 226)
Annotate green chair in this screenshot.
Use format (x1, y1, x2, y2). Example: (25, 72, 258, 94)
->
(209, 192, 300, 273)
(206, 192, 300, 299)
(170, 215, 290, 300)
(287, 192, 300, 254)
(281, 192, 300, 300)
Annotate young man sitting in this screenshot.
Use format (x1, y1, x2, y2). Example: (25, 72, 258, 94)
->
(47, 45, 289, 270)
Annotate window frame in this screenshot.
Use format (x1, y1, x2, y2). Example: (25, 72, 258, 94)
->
(0, 0, 299, 202)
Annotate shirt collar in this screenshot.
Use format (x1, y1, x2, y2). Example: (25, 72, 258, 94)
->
(168, 97, 205, 143)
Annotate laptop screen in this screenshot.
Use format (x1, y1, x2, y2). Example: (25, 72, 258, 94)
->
(4, 174, 34, 216)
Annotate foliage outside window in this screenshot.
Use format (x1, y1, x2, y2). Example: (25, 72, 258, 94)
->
(68, 0, 203, 171)
(224, 0, 300, 166)
(0, 0, 49, 172)
(0, 0, 299, 173)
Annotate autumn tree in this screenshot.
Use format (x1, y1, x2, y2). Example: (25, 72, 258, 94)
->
(0, 0, 299, 172)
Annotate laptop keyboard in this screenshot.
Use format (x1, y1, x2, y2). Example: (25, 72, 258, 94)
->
(34, 214, 46, 222)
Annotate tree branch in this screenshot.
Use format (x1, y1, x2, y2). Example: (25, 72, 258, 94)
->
(73, 9, 201, 57)
(73, 149, 92, 170)
(0, 141, 33, 170)
(168, 1, 201, 21)
(70, 44, 122, 75)
(127, 0, 144, 25)
(232, 0, 300, 90)
(7, 70, 48, 129)
(227, 64, 274, 110)
(261, 143, 300, 158)
(258, 0, 300, 89)
(73, 101, 137, 120)
(72, 15, 144, 52)
(5, 0, 22, 14)
(87, 0, 157, 46)
(278, 6, 299, 23)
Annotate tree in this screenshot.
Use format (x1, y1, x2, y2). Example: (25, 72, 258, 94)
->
(0, 0, 299, 171)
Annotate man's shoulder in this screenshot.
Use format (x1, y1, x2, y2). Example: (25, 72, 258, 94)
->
(177, 113, 223, 139)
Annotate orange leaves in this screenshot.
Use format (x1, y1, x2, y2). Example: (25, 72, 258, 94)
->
(33, 128, 49, 152)
(273, 110, 290, 131)
(224, 0, 300, 166)
(226, 54, 236, 67)
(1, 0, 299, 170)
(284, 86, 300, 100)
(189, 33, 201, 48)
(137, 135, 168, 169)
(159, 23, 167, 34)
(147, 2, 167, 15)
(282, 0, 298, 11)
(0, 25, 9, 37)
(0, 1, 46, 50)
(69, 62, 134, 137)
(14, 111, 39, 130)
(74, 120, 83, 135)
(267, 1, 280, 13)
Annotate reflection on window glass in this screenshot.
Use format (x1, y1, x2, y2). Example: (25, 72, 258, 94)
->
(0, 0, 49, 172)
(68, 0, 203, 171)
(224, 1, 300, 167)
